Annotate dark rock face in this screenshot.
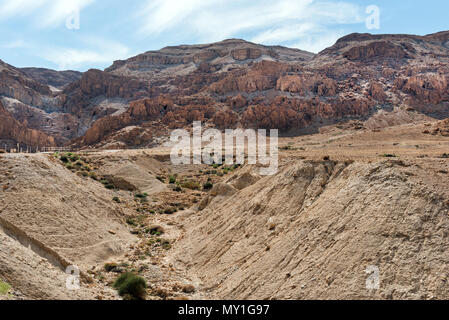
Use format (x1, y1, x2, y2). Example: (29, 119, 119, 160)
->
(1, 32, 449, 149)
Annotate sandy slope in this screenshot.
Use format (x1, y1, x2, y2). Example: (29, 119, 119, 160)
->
(0, 153, 136, 299)
(1, 120, 448, 300)
(170, 121, 449, 300)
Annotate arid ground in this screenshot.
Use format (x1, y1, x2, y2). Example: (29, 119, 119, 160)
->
(1, 117, 448, 300)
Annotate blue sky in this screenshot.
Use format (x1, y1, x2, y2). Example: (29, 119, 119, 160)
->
(0, 0, 448, 71)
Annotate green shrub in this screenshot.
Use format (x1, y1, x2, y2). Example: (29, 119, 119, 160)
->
(113, 273, 147, 300)
(180, 180, 201, 190)
(0, 279, 11, 295)
(169, 175, 177, 184)
(203, 182, 213, 190)
(164, 207, 177, 215)
(135, 193, 148, 199)
(126, 218, 137, 226)
(104, 263, 118, 272)
(161, 240, 171, 250)
(60, 155, 69, 163)
(69, 154, 80, 162)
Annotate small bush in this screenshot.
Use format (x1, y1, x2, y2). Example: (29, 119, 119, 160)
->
(0, 279, 11, 295)
(69, 154, 80, 162)
(182, 284, 196, 294)
(161, 240, 172, 250)
(126, 218, 137, 226)
(113, 273, 147, 300)
(181, 180, 201, 190)
(164, 207, 177, 215)
(149, 227, 164, 236)
(104, 263, 118, 272)
(382, 154, 397, 158)
(60, 155, 69, 163)
(169, 175, 177, 184)
(203, 182, 213, 190)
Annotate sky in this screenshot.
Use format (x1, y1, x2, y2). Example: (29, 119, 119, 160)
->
(0, 0, 448, 71)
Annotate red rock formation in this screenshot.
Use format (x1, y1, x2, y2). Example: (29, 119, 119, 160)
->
(213, 110, 239, 129)
(343, 41, 413, 61)
(2, 32, 449, 149)
(276, 74, 337, 96)
(73, 96, 173, 146)
(63, 69, 149, 114)
(395, 74, 449, 105)
(210, 61, 289, 94)
(369, 81, 387, 101)
(0, 101, 55, 147)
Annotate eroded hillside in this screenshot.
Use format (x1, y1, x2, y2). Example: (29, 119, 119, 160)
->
(1, 121, 448, 300)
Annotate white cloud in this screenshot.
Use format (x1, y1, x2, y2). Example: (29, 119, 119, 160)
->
(0, 0, 95, 28)
(138, 0, 364, 52)
(39, 38, 130, 70)
(290, 29, 347, 53)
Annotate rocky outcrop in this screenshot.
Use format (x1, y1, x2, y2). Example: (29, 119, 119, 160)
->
(106, 39, 314, 79)
(20, 68, 82, 89)
(209, 61, 289, 94)
(0, 61, 51, 108)
(276, 74, 337, 96)
(0, 101, 55, 148)
(231, 48, 263, 61)
(2, 31, 449, 149)
(395, 74, 449, 105)
(73, 96, 173, 146)
(343, 41, 413, 61)
(62, 69, 149, 114)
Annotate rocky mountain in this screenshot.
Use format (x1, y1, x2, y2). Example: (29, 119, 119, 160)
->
(0, 32, 448, 149)
(20, 68, 82, 89)
(0, 100, 55, 149)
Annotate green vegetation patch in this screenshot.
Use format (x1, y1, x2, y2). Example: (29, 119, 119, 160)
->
(0, 279, 11, 295)
(113, 273, 147, 300)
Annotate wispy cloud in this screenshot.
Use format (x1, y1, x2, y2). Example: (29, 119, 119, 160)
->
(39, 38, 130, 70)
(137, 0, 364, 52)
(0, 0, 95, 28)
